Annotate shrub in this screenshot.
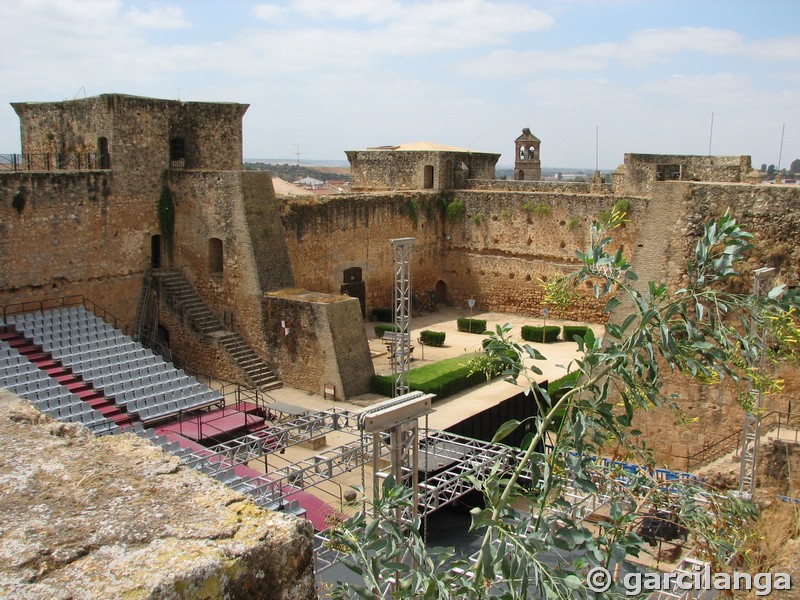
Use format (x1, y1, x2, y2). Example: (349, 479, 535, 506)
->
(374, 323, 400, 338)
(419, 330, 446, 347)
(563, 325, 591, 342)
(457, 318, 487, 334)
(445, 199, 466, 219)
(521, 325, 560, 343)
(473, 213, 484, 225)
(523, 202, 552, 218)
(371, 307, 393, 322)
(371, 353, 490, 399)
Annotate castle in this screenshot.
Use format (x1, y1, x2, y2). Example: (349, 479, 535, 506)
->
(2, 92, 799, 467)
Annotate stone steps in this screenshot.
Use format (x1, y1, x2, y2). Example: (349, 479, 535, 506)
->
(154, 269, 281, 391)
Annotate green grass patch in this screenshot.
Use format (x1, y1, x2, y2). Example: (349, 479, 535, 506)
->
(371, 353, 489, 399)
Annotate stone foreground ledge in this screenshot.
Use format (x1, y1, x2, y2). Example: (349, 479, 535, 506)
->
(0, 391, 316, 599)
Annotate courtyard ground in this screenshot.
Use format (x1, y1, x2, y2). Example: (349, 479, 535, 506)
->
(229, 307, 596, 515)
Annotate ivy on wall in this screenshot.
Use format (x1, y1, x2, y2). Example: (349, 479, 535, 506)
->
(158, 184, 175, 260)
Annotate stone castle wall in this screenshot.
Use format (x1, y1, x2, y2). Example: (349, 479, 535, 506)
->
(439, 190, 644, 320)
(280, 189, 643, 323)
(281, 193, 444, 316)
(0, 170, 153, 323)
(621, 180, 800, 465)
(466, 179, 601, 194)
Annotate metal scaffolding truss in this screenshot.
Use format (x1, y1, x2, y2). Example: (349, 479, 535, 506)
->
(417, 431, 525, 515)
(738, 266, 775, 497)
(390, 238, 415, 397)
(180, 408, 361, 472)
(267, 438, 376, 492)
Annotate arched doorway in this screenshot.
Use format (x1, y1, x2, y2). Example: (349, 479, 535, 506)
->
(97, 137, 110, 169)
(423, 165, 434, 189)
(340, 266, 366, 317)
(434, 280, 448, 306)
(518, 170, 525, 181)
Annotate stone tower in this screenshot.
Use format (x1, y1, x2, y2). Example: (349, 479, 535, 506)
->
(514, 128, 541, 181)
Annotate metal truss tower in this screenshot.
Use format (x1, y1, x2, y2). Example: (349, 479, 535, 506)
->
(391, 237, 415, 398)
(738, 267, 775, 497)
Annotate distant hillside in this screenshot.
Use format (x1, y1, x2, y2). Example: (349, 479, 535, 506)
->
(244, 162, 350, 182)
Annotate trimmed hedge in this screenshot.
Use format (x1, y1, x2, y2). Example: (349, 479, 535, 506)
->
(521, 325, 561, 343)
(563, 325, 592, 342)
(374, 323, 400, 338)
(457, 318, 487, 334)
(371, 307, 393, 322)
(420, 330, 446, 347)
(372, 353, 488, 399)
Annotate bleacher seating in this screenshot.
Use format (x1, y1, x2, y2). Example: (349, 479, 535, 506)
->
(3, 305, 223, 424)
(0, 338, 118, 435)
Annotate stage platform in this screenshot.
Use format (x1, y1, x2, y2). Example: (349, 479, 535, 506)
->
(157, 402, 265, 442)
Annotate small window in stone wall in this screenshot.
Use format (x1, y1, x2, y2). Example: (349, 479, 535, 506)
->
(528, 145, 536, 159)
(209, 238, 223, 275)
(656, 164, 681, 181)
(519, 146, 525, 160)
(97, 137, 110, 169)
(170, 137, 186, 168)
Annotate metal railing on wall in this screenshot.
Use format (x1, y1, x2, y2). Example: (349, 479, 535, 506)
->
(0, 152, 110, 172)
(685, 410, 800, 471)
(1, 295, 125, 333)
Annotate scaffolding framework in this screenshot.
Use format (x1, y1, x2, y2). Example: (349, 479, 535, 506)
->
(180, 408, 361, 474)
(391, 238, 415, 398)
(738, 267, 775, 496)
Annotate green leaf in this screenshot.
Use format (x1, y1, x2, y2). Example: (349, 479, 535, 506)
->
(492, 419, 521, 443)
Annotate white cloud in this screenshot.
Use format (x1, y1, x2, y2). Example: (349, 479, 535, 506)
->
(640, 73, 754, 106)
(252, 4, 284, 21)
(124, 5, 191, 30)
(461, 26, 800, 78)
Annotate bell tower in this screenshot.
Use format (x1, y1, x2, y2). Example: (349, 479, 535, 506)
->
(514, 128, 541, 181)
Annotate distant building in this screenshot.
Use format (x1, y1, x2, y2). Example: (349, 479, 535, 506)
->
(294, 176, 325, 189)
(514, 128, 541, 181)
(346, 141, 499, 192)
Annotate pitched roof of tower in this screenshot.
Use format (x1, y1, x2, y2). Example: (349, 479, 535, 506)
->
(515, 128, 541, 143)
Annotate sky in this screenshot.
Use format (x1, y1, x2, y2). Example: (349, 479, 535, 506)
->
(1, 0, 798, 170)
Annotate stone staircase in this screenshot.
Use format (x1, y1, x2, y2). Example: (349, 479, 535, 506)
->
(155, 270, 222, 335)
(219, 331, 281, 390)
(153, 269, 281, 391)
